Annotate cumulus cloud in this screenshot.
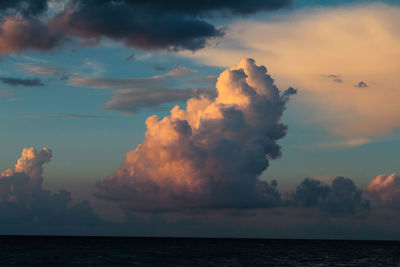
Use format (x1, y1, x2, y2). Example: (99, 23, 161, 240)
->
(293, 177, 370, 216)
(367, 173, 400, 207)
(0, 147, 100, 225)
(0, 77, 44, 86)
(180, 4, 400, 145)
(0, 0, 291, 55)
(96, 58, 295, 212)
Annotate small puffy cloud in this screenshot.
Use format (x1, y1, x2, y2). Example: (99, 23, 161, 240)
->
(324, 75, 343, 83)
(96, 58, 295, 212)
(367, 173, 400, 206)
(354, 81, 368, 88)
(293, 177, 370, 216)
(0, 77, 44, 86)
(0, 147, 100, 225)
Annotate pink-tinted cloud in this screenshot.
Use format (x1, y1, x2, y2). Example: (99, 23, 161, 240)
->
(367, 173, 400, 206)
(96, 58, 296, 212)
(0, 16, 66, 55)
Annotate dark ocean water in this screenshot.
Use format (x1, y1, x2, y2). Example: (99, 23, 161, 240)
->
(0, 236, 399, 266)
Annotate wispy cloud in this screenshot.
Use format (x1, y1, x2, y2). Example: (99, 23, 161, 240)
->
(69, 65, 201, 114)
(317, 138, 372, 149)
(0, 89, 22, 102)
(17, 63, 67, 78)
(189, 75, 218, 84)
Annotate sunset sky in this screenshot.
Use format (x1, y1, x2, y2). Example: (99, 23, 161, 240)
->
(0, 0, 400, 239)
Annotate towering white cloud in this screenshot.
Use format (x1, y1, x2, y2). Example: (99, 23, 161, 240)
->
(97, 58, 296, 212)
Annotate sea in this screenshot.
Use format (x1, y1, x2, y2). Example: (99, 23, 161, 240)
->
(0, 236, 399, 266)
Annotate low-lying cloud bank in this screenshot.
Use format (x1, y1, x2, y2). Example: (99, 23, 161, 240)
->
(1, 145, 399, 238)
(0, 0, 291, 54)
(291, 177, 370, 216)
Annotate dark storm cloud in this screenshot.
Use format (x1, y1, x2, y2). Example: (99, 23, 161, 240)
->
(64, 2, 223, 51)
(0, 0, 292, 54)
(0, 77, 44, 86)
(293, 177, 370, 216)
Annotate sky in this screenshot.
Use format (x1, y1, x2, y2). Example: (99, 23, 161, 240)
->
(0, 0, 400, 239)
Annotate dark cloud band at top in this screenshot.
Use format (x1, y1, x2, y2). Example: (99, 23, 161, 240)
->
(74, 0, 292, 15)
(0, 0, 292, 54)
